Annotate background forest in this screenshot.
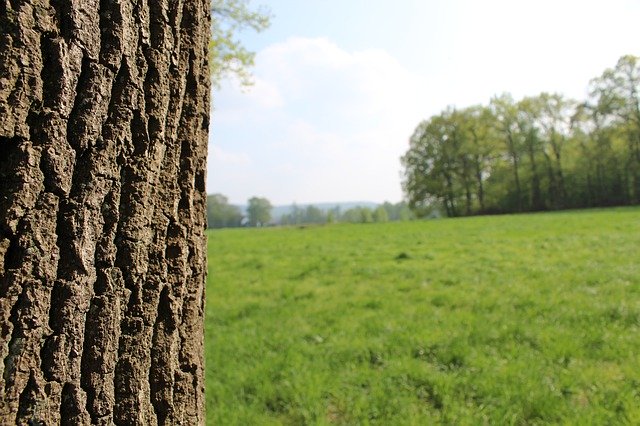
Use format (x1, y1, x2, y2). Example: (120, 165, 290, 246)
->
(402, 55, 640, 217)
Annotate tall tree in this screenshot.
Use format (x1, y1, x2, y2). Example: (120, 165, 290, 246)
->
(403, 117, 457, 216)
(372, 206, 389, 223)
(207, 193, 243, 228)
(491, 94, 524, 212)
(447, 109, 475, 215)
(589, 55, 640, 202)
(246, 197, 272, 227)
(571, 102, 623, 206)
(517, 97, 546, 210)
(304, 205, 326, 224)
(0, 0, 210, 423)
(535, 93, 574, 208)
(459, 106, 497, 213)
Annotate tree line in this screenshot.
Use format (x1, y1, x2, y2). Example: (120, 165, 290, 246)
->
(206, 195, 415, 228)
(402, 55, 640, 217)
(279, 202, 415, 225)
(207, 194, 272, 228)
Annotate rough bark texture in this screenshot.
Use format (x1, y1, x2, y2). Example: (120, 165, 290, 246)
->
(0, 0, 210, 424)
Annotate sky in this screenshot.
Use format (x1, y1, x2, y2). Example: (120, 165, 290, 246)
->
(207, 0, 640, 206)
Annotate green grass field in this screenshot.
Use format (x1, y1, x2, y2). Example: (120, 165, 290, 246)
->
(205, 207, 640, 425)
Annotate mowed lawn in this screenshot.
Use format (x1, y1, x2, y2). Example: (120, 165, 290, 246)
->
(205, 207, 640, 425)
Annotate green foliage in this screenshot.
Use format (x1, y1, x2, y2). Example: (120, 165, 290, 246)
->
(372, 206, 389, 223)
(588, 55, 640, 202)
(304, 205, 325, 224)
(246, 196, 272, 226)
(360, 207, 373, 223)
(281, 204, 327, 225)
(380, 201, 416, 221)
(403, 55, 640, 217)
(206, 207, 640, 424)
(326, 209, 336, 224)
(206, 193, 243, 228)
(210, 0, 271, 87)
(279, 202, 413, 226)
(340, 206, 374, 224)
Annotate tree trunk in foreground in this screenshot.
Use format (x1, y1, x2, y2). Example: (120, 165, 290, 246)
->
(0, 0, 210, 423)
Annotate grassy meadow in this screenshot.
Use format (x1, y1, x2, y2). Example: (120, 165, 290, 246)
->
(205, 207, 640, 424)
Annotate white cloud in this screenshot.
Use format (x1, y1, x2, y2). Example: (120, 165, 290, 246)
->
(212, 75, 285, 126)
(208, 37, 430, 204)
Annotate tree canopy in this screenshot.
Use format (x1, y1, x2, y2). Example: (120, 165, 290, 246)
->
(402, 55, 640, 217)
(207, 194, 244, 228)
(210, 0, 271, 87)
(247, 196, 273, 227)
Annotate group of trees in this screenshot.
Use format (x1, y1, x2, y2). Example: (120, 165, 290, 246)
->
(402, 55, 640, 217)
(207, 194, 244, 228)
(280, 204, 328, 225)
(276, 201, 414, 226)
(207, 194, 272, 228)
(207, 197, 416, 228)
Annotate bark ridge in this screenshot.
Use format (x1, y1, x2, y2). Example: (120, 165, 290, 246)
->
(0, 0, 210, 423)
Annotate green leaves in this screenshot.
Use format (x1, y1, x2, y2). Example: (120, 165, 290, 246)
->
(210, 0, 272, 87)
(403, 55, 640, 217)
(207, 193, 243, 228)
(247, 196, 272, 226)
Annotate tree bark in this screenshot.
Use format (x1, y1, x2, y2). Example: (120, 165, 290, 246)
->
(0, 0, 210, 424)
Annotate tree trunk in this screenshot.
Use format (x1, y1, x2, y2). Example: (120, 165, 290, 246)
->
(468, 129, 487, 213)
(444, 171, 457, 217)
(0, 1, 210, 424)
(473, 156, 485, 212)
(550, 136, 567, 208)
(543, 151, 558, 208)
(506, 131, 522, 211)
(525, 132, 543, 211)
